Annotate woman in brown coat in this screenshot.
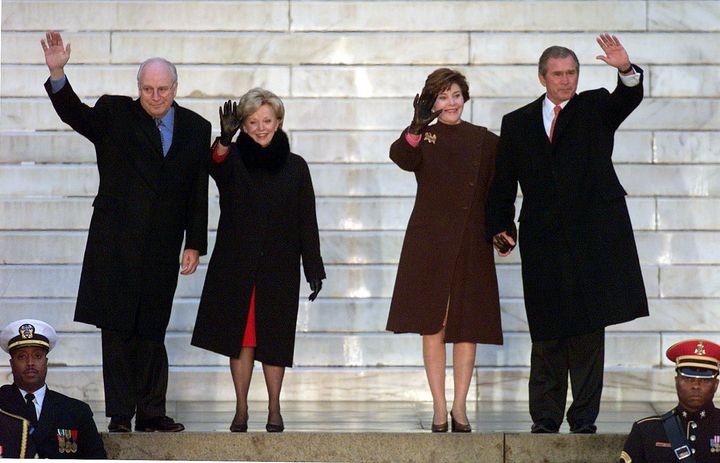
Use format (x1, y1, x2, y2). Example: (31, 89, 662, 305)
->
(192, 89, 325, 433)
(386, 69, 503, 432)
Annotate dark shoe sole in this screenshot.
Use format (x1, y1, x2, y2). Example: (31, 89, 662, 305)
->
(265, 423, 284, 432)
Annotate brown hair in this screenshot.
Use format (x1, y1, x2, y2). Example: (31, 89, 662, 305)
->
(538, 46, 579, 76)
(421, 68, 470, 102)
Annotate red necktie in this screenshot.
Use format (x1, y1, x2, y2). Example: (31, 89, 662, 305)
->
(549, 104, 562, 142)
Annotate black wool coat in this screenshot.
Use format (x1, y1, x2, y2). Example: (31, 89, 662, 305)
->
(192, 131, 325, 367)
(45, 79, 210, 341)
(487, 67, 649, 341)
(0, 385, 107, 459)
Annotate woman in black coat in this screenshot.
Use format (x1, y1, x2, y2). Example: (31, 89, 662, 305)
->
(191, 88, 325, 433)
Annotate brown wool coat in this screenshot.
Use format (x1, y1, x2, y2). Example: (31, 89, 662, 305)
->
(386, 121, 503, 345)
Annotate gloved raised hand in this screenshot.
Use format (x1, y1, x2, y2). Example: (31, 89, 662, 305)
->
(408, 91, 442, 135)
(219, 100, 241, 146)
(308, 279, 323, 302)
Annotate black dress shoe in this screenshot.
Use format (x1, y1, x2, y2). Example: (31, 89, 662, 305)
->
(266, 412, 284, 432)
(450, 411, 472, 433)
(571, 423, 597, 434)
(108, 417, 132, 433)
(230, 413, 248, 432)
(530, 422, 559, 434)
(135, 416, 185, 432)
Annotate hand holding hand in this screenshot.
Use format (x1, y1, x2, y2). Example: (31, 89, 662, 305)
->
(493, 231, 516, 257)
(219, 100, 241, 146)
(595, 33, 632, 72)
(40, 31, 71, 79)
(308, 279, 323, 302)
(408, 92, 442, 135)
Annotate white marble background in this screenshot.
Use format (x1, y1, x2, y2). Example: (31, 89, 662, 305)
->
(1, 1, 719, 402)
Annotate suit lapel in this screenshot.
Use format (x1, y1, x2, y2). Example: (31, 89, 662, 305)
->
(166, 103, 185, 160)
(32, 389, 54, 449)
(130, 99, 164, 192)
(524, 96, 552, 156)
(549, 93, 579, 149)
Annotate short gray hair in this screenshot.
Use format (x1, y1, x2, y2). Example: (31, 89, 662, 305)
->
(137, 57, 178, 86)
(538, 46, 579, 76)
(237, 88, 285, 125)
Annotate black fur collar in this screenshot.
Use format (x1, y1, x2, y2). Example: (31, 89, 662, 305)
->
(236, 129, 290, 171)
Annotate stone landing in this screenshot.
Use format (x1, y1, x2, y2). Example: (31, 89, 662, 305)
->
(103, 432, 626, 463)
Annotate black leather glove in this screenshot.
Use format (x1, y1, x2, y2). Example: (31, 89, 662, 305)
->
(219, 100, 241, 146)
(408, 91, 442, 135)
(308, 279, 323, 302)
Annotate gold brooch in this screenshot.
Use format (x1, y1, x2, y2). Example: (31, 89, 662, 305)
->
(424, 132, 437, 144)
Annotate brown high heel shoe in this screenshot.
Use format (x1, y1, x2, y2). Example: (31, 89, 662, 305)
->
(431, 412, 448, 432)
(450, 411, 472, 433)
(230, 413, 248, 432)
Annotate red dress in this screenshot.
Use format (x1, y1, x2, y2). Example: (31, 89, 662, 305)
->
(214, 142, 257, 349)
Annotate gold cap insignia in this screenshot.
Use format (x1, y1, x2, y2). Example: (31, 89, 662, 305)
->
(19, 324, 35, 340)
(696, 342, 706, 356)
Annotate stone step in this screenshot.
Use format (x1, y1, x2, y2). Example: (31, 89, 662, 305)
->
(3, 230, 720, 265)
(0, 130, 660, 164)
(5, 31, 719, 66)
(99, 431, 626, 463)
(2, 1, 655, 33)
(4, 162, 719, 198)
(0, 263, 664, 298)
(0, 197, 657, 232)
(3, 97, 720, 132)
(3, 297, 719, 334)
(3, 64, 655, 99)
(0, 365, 681, 403)
(22, 331, 673, 368)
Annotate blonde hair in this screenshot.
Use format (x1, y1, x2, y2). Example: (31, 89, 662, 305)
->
(237, 88, 284, 126)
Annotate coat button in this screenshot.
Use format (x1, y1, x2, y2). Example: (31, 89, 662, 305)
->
(690, 435, 696, 442)
(469, 182, 475, 186)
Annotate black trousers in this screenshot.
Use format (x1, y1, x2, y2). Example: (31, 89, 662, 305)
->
(101, 329, 169, 420)
(528, 328, 604, 431)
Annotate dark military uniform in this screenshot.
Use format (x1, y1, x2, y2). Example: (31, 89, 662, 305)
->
(620, 404, 720, 462)
(0, 385, 106, 459)
(0, 408, 35, 458)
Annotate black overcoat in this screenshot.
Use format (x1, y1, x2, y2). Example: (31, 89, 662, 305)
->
(0, 385, 106, 459)
(487, 67, 649, 341)
(45, 79, 210, 341)
(191, 133, 325, 367)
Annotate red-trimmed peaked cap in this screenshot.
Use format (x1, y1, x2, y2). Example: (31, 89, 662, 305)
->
(666, 339, 720, 378)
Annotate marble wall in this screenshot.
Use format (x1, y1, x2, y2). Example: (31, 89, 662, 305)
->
(1, 1, 719, 402)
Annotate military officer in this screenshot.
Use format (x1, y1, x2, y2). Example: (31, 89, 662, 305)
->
(620, 339, 720, 462)
(0, 407, 35, 458)
(0, 319, 107, 459)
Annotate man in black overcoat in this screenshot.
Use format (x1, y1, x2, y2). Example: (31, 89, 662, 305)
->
(41, 31, 211, 432)
(0, 319, 106, 459)
(487, 34, 649, 433)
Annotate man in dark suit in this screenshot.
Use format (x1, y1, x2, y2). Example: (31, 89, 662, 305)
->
(487, 34, 649, 434)
(0, 319, 106, 459)
(41, 31, 211, 432)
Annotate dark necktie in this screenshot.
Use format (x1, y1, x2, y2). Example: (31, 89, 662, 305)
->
(549, 104, 562, 142)
(155, 118, 167, 156)
(25, 393, 37, 425)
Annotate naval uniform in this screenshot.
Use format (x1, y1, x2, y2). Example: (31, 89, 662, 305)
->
(0, 408, 35, 458)
(620, 404, 720, 462)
